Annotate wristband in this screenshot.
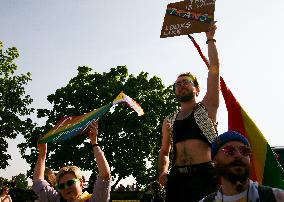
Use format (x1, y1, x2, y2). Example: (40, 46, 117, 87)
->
(92, 143, 100, 148)
(206, 38, 216, 44)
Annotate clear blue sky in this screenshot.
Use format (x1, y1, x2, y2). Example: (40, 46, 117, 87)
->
(1, 0, 284, 184)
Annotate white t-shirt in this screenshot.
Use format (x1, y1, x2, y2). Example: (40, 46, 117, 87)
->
(199, 180, 284, 202)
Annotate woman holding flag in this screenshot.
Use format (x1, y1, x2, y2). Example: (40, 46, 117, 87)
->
(32, 121, 111, 202)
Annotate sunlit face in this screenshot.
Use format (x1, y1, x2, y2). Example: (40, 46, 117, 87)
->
(214, 141, 251, 184)
(58, 173, 83, 201)
(174, 76, 197, 102)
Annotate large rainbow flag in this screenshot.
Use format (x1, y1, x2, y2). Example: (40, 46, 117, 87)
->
(220, 77, 284, 189)
(188, 35, 284, 189)
(39, 92, 144, 143)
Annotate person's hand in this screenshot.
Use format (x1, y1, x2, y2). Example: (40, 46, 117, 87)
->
(87, 120, 98, 144)
(206, 24, 217, 39)
(38, 143, 47, 157)
(158, 172, 168, 187)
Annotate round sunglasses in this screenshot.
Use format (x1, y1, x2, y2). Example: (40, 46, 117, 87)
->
(221, 145, 252, 157)
(56, 178, 80, 190)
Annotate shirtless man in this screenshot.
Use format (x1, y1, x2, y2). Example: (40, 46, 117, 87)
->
(158, 25, 220, 202)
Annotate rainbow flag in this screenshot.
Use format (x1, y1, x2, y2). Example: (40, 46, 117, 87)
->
(220, 77, 284, 189)
(39, 92, 144, 143)
(187, 35, 284, 189)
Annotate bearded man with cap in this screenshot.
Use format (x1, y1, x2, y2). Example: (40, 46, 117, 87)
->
(200, 130, 284, 202)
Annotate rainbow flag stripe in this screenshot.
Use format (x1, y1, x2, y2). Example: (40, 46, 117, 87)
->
(220, 77, 284, 189)
(39, 92, 144, 143)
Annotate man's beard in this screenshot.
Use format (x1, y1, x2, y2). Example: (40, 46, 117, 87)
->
(215, 159, 250, 186)
(175, 90, 194, 102)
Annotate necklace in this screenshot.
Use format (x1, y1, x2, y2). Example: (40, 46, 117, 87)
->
(220, 184, 250, 202)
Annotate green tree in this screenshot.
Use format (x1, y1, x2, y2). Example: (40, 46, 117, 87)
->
(12, 173, 28, 189)
(20, 66, 178, 188)
(0, 176, 10, 187)
(0, 41, 34, 169)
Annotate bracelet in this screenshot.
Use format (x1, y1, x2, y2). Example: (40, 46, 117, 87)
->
(206, 38, 216, 44)
(92, 143, 100, 148)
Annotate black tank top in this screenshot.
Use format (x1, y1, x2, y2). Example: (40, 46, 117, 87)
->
(173, 111, 210, 145)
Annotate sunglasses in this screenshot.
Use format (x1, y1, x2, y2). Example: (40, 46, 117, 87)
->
(56, 178, 80, 190)
(221, 145, 252, 157)
(174, 79, 194, 88)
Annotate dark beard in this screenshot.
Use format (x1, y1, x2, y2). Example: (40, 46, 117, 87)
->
(175, 90, 194, 102)
(215, 159, 250, 186)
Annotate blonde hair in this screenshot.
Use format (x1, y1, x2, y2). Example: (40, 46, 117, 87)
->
(56, 166, 83, 183)
(44, 167, 57, 187)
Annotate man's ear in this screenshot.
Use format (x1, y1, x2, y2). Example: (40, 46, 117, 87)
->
(195, 87, 200, 97)
(80, 178, 84, 188)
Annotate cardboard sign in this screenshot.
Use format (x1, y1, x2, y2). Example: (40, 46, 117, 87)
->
(160, 0, 215, 38)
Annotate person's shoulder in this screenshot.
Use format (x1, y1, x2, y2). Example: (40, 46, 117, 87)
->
(272, 187, 284, 201)
(255, 181, 283, 202)
(198, 192, 217, 202)
(165, 110, 179, 120)
(164, 110, 179, 125)
(33, 179, 52, 188)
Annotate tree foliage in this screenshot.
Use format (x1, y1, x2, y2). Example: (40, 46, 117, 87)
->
(19, 66, 178, 188)
(12, 173, 28, 189)
(0, 42, 34, 169)
(0, 176, 10, 187)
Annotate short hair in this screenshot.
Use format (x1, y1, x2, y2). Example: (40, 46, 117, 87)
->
(56, 166, 83, 183)
(173, 72, 199, 91)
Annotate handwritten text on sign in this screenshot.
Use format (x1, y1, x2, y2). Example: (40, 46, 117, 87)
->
(160, 0, 216, 38)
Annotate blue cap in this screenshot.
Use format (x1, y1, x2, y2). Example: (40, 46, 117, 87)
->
(212, 131, 250, 158)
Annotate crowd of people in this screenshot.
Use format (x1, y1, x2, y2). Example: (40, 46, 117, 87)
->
(2, 24, 284, 202)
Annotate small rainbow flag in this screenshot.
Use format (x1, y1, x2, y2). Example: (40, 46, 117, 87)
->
(220, 78, 284, 189)
(39, 92, 144, 143)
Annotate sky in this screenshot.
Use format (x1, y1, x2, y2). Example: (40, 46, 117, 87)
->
(1, 0, 284, 185)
